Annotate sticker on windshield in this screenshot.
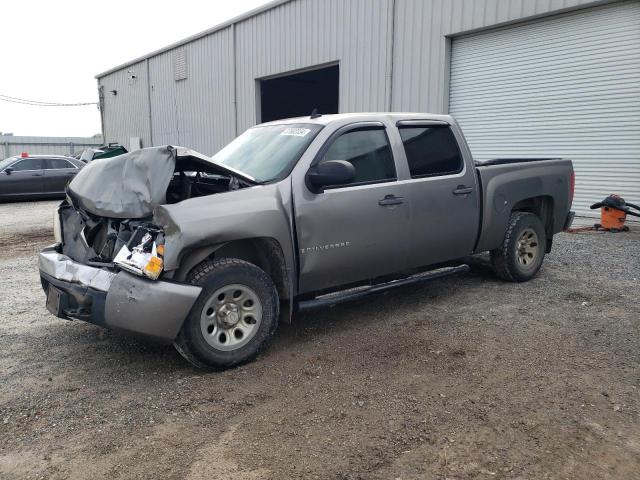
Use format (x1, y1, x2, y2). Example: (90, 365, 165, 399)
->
(280, 128, 311, 137)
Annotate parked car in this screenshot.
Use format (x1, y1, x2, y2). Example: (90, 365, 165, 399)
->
(74, 143, 127, 163)
(0, 154, 85, 201)
(38, 113, 575, 369)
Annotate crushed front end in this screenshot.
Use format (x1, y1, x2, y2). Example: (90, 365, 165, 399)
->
(39, 203, 202, 342)
(37, 146, 215, 342)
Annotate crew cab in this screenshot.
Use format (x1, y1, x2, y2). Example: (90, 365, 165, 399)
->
(38, 113, 574, 369)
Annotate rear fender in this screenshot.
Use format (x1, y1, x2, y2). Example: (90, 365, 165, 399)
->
(474, 160, 572, 253)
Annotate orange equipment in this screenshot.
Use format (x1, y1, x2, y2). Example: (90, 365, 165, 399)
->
(590, 194, 640, 232)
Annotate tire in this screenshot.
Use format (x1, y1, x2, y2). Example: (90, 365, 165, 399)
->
(174, 258, 279, 370)
(490, 212, 547, 282)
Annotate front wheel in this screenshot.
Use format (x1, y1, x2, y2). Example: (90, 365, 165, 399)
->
(174, 258, 279, 370)
(490, 212, 547, 282)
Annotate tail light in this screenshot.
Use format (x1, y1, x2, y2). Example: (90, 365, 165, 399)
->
(569, 171, 575, 206)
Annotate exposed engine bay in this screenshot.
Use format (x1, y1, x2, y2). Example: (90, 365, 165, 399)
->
(59, 203, 165, 279)
(59, 145, 254, 279)
(166, 171, 243, 204)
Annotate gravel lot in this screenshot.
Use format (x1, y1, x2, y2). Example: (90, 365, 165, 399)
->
(1, 200, 639, 480)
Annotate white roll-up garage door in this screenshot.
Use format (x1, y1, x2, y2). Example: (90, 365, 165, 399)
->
(449, 1, 640, 218)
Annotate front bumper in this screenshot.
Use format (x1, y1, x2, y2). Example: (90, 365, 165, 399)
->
(38, 245, 202, 343)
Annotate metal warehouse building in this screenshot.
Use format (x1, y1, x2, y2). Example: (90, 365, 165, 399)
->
(96, 0, 640, 217)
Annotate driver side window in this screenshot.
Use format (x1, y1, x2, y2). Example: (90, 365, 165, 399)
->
(11, 158, 44, 171)
(321, 128, 396, 185)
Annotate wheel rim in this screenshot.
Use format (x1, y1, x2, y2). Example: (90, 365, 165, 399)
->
(515, 228, 540, 269)
(200, 283, 263, 351)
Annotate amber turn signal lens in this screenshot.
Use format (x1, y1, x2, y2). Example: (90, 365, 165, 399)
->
(144, 256, 163, 280)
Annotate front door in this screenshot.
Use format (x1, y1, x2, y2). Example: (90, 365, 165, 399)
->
(3, 158, 45, 196)
(396, 122, 480, 267)
(294, 124, 410, 294)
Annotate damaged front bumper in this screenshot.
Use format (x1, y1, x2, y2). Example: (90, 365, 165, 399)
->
(38, 245, 202, 343)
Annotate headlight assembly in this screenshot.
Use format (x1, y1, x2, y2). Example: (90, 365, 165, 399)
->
(53, 208, 62, 244)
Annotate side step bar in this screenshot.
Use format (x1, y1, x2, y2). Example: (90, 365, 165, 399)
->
(297, 264, 470, 312)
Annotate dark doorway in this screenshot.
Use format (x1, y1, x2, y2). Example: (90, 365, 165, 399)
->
(259, 64, 339, 123)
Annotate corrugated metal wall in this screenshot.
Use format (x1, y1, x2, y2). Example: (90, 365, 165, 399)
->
(234, 0, 393, 131)
(148, 52, 178, 147)
(97, 0, 615, 152)
(99, 61, 151, 149)
(448, 1, 640, 217)
(100, 33, 236, 156)
(173, 30, 236, 154)
(98, 0, 396, 153)
(1, 135, 103, 159)
(391, 0, 596, 112)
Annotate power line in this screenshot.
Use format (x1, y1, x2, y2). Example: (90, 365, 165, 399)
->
(0, 93, 98, 107)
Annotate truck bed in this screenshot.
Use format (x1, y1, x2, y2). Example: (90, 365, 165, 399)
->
(475, 157, 562, 167)
(474, 158, 573, 253)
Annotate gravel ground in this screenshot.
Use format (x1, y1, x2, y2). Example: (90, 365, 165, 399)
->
(0, 200, 639, 480)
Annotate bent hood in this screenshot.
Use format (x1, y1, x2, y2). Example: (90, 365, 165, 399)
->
(67, 145, 255, 219)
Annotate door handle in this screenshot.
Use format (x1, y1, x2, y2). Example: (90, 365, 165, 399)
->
(378, 194, 404, 206)
(452, 185, 473, 195)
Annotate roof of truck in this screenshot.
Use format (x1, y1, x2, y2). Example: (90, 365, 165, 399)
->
(257, 112, 455, 127)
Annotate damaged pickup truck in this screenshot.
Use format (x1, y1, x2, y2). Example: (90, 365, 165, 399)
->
(39, 113, 575, 369)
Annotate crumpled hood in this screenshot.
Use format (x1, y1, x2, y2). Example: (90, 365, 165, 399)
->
(67, 146, 176, 219)
(66, 145, 254, 219)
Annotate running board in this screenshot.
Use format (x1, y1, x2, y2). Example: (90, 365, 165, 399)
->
(296, 264, 470, 312)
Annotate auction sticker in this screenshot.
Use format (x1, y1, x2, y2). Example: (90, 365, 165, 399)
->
(280, 128, 311, 137)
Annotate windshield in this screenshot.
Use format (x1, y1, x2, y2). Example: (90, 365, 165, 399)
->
(211, 123, 323, 183)
(0, 157, 18, 171)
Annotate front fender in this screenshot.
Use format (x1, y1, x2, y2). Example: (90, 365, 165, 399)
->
(152, 181, 297, 306)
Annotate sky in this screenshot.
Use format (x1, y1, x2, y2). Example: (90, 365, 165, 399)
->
(0, 0, 271, 138)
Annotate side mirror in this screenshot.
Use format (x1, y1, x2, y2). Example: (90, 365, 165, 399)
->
(307, 160, 355, 191)
(4, 167, 13, 175)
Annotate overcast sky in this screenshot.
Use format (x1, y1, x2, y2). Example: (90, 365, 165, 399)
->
(0, 0, 271, 138)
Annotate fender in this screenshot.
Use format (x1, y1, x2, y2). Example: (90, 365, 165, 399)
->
(153, 182, 297, 322)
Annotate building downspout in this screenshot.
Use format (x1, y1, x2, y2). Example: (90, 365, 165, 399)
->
(232, 23, 239, 137)
(146, 58, 154, 147)
(385, 0, 396, 112)
(97, 83, 106, 141)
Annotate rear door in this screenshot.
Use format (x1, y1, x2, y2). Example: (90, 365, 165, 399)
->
(294, 122, 410, 293)
(3, 158, 45, 196)
(43, 158, 78, 194)
(395, 121, 480, 267)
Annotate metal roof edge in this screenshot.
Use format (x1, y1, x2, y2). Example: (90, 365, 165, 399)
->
(95, 0, 292, 79)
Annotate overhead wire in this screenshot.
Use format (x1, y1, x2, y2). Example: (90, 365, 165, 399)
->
(0, 93, 98, 107)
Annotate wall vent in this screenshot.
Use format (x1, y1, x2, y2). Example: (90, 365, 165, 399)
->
(173, 48, 188, 81)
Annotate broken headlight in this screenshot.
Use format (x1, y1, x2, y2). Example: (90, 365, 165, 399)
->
(53, 208, 62, 244)
(113, 226, 165, 280)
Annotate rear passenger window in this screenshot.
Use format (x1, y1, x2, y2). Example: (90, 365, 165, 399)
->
(399, 126, 463, 178)
(321, 128, 396, 185)
(46, 159, 75, 169)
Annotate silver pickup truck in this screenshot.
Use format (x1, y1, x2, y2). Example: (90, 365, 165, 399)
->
(39, 113, 574, 369)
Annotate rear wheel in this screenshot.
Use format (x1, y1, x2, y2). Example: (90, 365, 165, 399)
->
(174, 258, 279, 370)
(490, 212, 546, 282)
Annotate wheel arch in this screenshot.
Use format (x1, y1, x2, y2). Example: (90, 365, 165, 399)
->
(173, 237, 294, 322)
(476, 190, 558, 254)
(512, 195, 554, 252)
